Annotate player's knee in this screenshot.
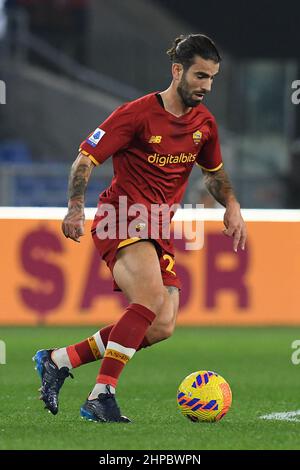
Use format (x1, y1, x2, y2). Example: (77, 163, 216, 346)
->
(159, 322, 175, 340)
(151, 315, 176, 342)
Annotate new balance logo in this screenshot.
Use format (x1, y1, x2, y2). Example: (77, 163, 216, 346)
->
(149, 135, 162, 144)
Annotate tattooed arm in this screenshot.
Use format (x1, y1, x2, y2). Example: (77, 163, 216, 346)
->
(202, 167, 247, 251)
(62, 152, 95, 242)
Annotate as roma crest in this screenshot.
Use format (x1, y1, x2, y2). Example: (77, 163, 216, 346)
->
(193, 130, 202, 145)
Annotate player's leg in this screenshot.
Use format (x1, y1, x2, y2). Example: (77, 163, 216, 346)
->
(44, 241, 172, 372)
(145, 285, 179, 344)
(80, 240, 168, 422)
(34, 242, 179, 417)
(33, 287, 178, 417)
(52, 284, 178, 367)
(33, 285, 178, 416)
(49, 284, 178, 375)
(143, 246, 180, 345)
(46, 325, 149, 373)
(80, 287, 179, 422)
(33, 329, 150, 416)
(95, 285, 179, 348)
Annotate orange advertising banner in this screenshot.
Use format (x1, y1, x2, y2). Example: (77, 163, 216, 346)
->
(1, 218, 300, 325)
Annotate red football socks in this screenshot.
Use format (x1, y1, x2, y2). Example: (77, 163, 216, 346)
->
(65, 321, 151, 369)
(96, 303, 156, 388)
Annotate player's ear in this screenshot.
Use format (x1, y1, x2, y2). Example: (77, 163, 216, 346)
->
(172, 63, 183, 82)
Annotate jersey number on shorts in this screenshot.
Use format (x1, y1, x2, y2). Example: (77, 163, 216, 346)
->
(163, 254, 176, 276)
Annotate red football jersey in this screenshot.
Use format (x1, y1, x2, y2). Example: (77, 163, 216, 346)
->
(80, 92, 222, 204)
(80, 92, 223, 246)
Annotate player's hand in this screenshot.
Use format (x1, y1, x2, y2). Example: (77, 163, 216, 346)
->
(223, 201, 246, 252)
(62, 205, 85, 243)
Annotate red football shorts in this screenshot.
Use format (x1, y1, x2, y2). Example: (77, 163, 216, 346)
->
(91, 228, 181, 292)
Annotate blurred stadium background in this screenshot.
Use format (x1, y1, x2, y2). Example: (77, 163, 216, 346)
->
(1, 0, 300, 208)
(1, 0, 300, 451)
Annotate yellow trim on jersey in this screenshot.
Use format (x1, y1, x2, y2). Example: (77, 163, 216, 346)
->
(78, 148, 100, 166)
(117, 237, 141, 249)
(87, 336, 101, 360)
(87, 154, 100, 166)
(196, 162, 223, 172)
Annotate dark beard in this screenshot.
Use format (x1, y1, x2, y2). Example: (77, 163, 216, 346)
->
(177, 75, 201, 108)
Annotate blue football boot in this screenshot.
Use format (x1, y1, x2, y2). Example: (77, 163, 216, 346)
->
(80, 385, 131, 423)
(33, 349, 73, 415)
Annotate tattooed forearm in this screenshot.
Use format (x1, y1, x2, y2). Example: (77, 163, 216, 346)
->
(62, 153, 94, 242)
(68, 164, 91, 200)
(202, 167, 237, 207)
(67, 154, 93, 208)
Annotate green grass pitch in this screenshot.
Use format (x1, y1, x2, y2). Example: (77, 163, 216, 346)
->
(1, 326, 300, 450)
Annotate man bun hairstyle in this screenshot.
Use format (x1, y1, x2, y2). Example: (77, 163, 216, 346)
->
(167, 34, 221, 69)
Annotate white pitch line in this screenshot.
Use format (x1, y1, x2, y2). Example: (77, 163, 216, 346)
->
(260, 410, 300, 422)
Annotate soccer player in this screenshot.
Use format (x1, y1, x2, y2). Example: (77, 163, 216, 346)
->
(34, 34, 246, 422)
